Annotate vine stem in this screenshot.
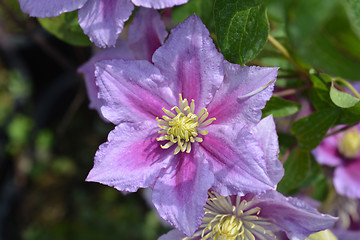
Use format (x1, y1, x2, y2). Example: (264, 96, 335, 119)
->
(267, 35, 306, 75)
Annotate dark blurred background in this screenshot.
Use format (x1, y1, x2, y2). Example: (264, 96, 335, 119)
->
(0, 1, 168, 239)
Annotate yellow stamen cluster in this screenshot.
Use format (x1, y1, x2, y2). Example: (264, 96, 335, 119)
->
(184, 192, 276, 240)
(338, 127, 360, 158)
(156, 94, 216, 155)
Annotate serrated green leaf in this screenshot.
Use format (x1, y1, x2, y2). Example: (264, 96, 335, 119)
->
(291, 109, 340, 150)
(330, 80, 360, 108)
(214, 0, 269, 65)
(286, 0, 360, 80)
(38, 11, 92, 46)
(262, 96, 301, 118)
(172, 0, 215, 31)
(277, 148, 310, 194)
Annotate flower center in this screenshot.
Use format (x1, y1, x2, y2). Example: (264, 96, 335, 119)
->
(156, 94, 215, 155)
(338, 128, 360, 158)
(183, 192, 276, 240)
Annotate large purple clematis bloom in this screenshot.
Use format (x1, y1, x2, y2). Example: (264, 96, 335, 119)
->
(313, 124, 360, 199)
(86, 15, 283, 235)
(159, 191, 337, 240)
(78, 8, 167, 116)
(18, 0, 188, 47)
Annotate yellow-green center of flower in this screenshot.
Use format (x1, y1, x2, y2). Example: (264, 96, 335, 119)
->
(338, 128, 360, 158)
(183, 192, 276, 240)
(156, 94, 216, 155)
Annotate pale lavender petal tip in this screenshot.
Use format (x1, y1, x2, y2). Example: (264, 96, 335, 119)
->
(131, 0, 189, 9)
(19, 0, 87, 17)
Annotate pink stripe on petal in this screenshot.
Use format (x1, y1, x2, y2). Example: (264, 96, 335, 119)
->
(152, 15, 223, 111)
(87, 121, 173, 192)
(131, 0, 189, 9)
(153, 149, 214, 236)
(200, 124, 275, 196)
(95, 59, 176, 124)
(127, 8, 168, 62)
(207, 63, 277, 125)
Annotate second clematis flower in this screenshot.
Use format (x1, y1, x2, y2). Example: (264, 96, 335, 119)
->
(313, 124, 360, 199)
(86, 15, 284, 236)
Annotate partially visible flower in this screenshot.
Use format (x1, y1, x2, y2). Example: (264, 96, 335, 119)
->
(307, 230, 338, 240)
(313, 124, 360, 199)
(18, 0, 187, 47)
(159, 191, 337, 240)
(78, 8, 167, 117)
(86, 15, 283, 235)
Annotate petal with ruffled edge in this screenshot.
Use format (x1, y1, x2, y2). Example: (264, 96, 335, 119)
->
(19, 0, 87, 17)
(312, 135, 343, 167)
(78, 40, 135, 115)
(200, 123, 276, 196)
(152, 149, 214, 236)
(152, 15, 223, 112)
(207, 62, 277, 125)
(254, 190, 337, 240)
(333, 160, 360, 199)
(158, 229, 187, 240)
(78, 0, 134, 48)
(86, 121, 173, 192)
(127, 8, 168, 62)
(131, 0, 189, 9)
(95, 59, 176, 125)
(250, 115, 284, 186)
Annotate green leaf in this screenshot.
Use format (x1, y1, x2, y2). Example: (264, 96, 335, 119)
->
(172, 0, 215, 31)
(38, 11, 92, 46)
(330, 80, 360, 108)
(286, 0, 360, 80)
(277, 148, 310, 194)
(290, 108, 340, 150)
(346, 0, 360, 34)
(214, 0, 269, 65)
(262, 96, 301, 118)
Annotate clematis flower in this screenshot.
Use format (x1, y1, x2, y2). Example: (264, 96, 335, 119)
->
(86, 15, 283, 236)
(18, 0, 188, 47)
(313, 124, 360, 199)
(78, 8, 167, 116)
(159, 191, 337, 240)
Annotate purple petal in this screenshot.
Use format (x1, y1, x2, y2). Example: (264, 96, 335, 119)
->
(78, 40, 134, 115)
(95, 59, 176, 125)
(131, 0, 189, 9)
(86, 121, 173, 192)
(207, 62, 277, 125)
(152, 15, 224, 111)
(313, 135, 343, 167)
(250, 115, 284, 186)
(78, 0, 134, 48)
(152, 150, 214, 236)
(200, 124, 276, 196)
(333, 229, 360, 240)
(19, 0, 87, 17)
(158, 229, 187, 240)
(127, 8, 168, 62)
(254, 190, 337, 239)
(333, 160, 360, 199)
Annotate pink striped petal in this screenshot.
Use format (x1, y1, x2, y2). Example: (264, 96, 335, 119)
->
(200, 124, 276, 196)
(207, 62, 277, 125)
(127, 8, 168, 62)
(95, 59, 176, 125)
(78, 0, 134, 47)
(86, 121, 173, 192)
(313, 135, 343, 167)
(152, 15, 223, 111)
(153, 149, 214, 236)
